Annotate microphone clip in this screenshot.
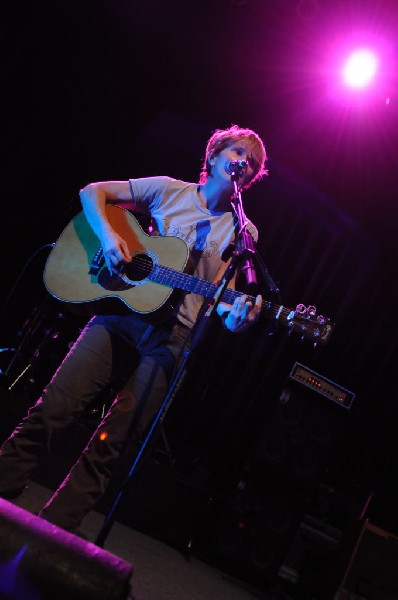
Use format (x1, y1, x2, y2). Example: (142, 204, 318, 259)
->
(225, 160, 248, 179)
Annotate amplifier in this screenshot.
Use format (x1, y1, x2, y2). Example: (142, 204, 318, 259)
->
(288, 362, 355, 410)
(338, 520, 398, 600)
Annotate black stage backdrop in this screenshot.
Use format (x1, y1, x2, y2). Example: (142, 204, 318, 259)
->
(1, 0, 398, 590)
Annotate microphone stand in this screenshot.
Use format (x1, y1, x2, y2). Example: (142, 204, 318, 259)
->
(230, 171, 258, 295)
(230, 167, 279, 298)
(94, 176, 257, 547)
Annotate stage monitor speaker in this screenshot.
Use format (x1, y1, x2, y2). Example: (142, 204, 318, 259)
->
(0, 499, 133, 600)
(338, 520, 398, 600)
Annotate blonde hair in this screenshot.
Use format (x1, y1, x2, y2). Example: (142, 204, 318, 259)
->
(199, 124, 268, 189)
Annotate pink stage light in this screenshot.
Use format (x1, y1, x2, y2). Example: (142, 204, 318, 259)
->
(342, 48, 378, 89)
(326, 33, 394, 108)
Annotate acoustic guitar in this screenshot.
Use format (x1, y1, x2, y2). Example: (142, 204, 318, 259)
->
(44, 205, 334, 345)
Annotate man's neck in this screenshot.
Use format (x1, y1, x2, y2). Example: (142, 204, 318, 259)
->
(200, 179, 233, 212)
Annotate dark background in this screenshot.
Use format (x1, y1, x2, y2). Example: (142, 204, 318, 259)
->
(1, 0, 398, 593)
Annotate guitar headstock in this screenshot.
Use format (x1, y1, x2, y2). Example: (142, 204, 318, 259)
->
(280, 304, 335, 346)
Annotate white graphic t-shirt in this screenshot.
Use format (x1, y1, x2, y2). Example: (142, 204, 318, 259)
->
(129, 176, 257, 328)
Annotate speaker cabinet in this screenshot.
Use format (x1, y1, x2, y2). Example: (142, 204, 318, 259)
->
(193, 471, 308, 586)
(0, 498, 133, 600)
(253, 379, 350, 500)
(338, 520, 398, 600)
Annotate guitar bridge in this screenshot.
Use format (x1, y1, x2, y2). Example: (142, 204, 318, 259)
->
(89, 247, 105, 275)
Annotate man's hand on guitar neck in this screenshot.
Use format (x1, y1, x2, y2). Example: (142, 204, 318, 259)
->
(219, 294, 262, 333)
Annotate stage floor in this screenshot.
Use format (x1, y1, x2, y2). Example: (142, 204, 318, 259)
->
(9, 481, 295, 600)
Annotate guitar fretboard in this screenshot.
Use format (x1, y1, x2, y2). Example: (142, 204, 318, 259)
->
(150, 264, 291, 321)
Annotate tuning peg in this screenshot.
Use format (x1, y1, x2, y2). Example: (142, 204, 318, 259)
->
(295, 303, 307, 315)
(307, 305, 317, 317)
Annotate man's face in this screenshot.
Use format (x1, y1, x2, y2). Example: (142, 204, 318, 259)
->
(211, 140, 256, 188)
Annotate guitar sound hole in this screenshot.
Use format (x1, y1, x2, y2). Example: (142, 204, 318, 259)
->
(97, 269, 132, 291)
(122, 253, 153, 282)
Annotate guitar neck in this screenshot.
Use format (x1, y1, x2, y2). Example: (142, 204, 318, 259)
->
(150, 264, 285, 319)
(148, 264, 333, 343)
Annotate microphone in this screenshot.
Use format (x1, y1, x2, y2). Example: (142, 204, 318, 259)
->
(225, 160, 248, 176)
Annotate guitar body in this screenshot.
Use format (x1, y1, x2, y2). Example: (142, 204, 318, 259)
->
(44, 205, 190, 315)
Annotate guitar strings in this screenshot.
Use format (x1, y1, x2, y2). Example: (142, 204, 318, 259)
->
(122, 255, 326, 333)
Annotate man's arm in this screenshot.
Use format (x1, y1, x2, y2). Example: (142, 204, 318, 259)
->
(79, 181, 134, 274)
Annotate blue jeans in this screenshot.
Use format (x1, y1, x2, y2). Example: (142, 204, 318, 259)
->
(0, 313, 190, 531)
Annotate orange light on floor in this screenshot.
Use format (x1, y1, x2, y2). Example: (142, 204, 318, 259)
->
(99, 431, 108, 441)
